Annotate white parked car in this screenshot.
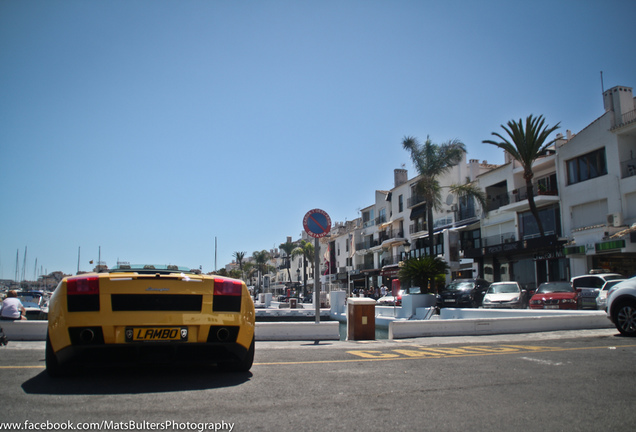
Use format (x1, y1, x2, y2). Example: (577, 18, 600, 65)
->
(596, 279, 626, 311)
(571, 272, 624, 309)
(482, 282, 526, 309)
(606, 277, 636, 336)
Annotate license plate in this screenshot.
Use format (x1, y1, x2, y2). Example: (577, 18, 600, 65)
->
(444, 299, 456, 303)
(545, 305, 559, 309)
(125, 327, 188, 342)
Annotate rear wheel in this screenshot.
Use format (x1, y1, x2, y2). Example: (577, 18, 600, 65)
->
(218, 337, 254, 372)
(45, 333, 68, 377)
(613, 300, 636, 336)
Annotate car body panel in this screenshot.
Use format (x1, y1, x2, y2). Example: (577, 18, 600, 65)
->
(47, 267, 255, 373)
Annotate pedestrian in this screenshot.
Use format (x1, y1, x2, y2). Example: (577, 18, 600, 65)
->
(1, 291, 27, 321)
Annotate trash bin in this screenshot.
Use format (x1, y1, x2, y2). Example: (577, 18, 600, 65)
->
(289, 298, 297, 309)
(347, 297, 376, 341)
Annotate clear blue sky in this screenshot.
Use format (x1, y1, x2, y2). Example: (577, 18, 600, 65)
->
(1, 0, 634, 278)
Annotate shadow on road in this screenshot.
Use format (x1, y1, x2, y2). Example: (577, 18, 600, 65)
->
(21, 365, 252, 395)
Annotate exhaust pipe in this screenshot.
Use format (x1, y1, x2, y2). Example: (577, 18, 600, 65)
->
(216, 327, 230, 342)
(79, 328, 95, 344)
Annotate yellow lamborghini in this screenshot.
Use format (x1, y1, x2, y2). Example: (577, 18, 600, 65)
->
(46, 264, 255, 376)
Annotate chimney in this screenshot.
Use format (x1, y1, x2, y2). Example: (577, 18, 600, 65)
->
(394, 168, 408, 187)
(603, 86, 634, 120)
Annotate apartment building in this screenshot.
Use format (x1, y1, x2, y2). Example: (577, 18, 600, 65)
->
(560, 85, 636, 277)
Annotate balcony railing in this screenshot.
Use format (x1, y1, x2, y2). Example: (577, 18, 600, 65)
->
(356, 239, 379, 251)
(620, 158, 636, 179)
(409, 220, 426, 234)
(612, 108, 636, 130)
(407, 194, 426, 208)
(482, 232, 516, 247)
(381, 254, 402, 267)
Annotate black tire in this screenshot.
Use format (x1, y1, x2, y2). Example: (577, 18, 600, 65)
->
(218, 337, 255, 372)
(45, 333, 67, 377)
(612, 299, 636, 336)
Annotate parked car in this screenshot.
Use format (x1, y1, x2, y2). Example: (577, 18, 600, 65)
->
(18, 291, 47, 320)
(377, 286, 422, 306)
(571, 272, 624, 309)
(606, 277, 636, 336)
(45, 264, 255, 376)
(529, 281, 579, 310)
(596, 279, 626, 311)
(482, 282, 527, 309)
(437, 279, 490, 308)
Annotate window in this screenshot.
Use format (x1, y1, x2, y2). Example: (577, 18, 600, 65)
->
(398, 195, 404, 213)
(566, 148, 607, 185)
(519, 205, 561, 239)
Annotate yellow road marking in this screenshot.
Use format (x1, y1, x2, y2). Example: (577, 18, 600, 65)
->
(2, 344, 635, 369)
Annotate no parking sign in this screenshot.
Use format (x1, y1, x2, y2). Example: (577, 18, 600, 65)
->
(303, 209, 331, 238)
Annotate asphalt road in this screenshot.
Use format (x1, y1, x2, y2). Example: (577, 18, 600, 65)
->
(1, 328, 635, 432)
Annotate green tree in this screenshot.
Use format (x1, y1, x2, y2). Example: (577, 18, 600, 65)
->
(398, 255, 449, 294)
(279, 241, 296, 286)
(292, 240, 314, 297)
(402, 135, 467, 257)
(482, 115, 560, 237)
(233, 251, 246, 280)
(252, 250, 271, 294)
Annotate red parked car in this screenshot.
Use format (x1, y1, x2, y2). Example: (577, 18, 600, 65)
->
(529, 281, 579, 310)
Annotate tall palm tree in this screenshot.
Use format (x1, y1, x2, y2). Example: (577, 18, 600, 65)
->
(279, 241, 295, 286)
(233, 251, 246, 280)
(402, 135, 467, 257)
(482, 114, 560, 237)
(252, 250, 271, 294)
(292, 240, 314, 297)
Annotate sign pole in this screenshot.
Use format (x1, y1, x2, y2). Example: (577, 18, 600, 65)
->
(302, 208, 332, 325)
(314, 236, 320, 324)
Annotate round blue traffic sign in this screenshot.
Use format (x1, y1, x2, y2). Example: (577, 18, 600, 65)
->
(303, 209, 331, 238)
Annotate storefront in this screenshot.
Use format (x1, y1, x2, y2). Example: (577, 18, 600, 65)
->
(481, 235, 568, 292)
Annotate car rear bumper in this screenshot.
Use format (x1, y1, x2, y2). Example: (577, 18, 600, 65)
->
(53, 340, 250, 368)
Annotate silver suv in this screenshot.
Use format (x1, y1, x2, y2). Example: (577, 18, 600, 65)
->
(606, 277, 636, 336)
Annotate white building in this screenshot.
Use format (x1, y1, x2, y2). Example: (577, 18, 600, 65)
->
(560, 85, 636, 277)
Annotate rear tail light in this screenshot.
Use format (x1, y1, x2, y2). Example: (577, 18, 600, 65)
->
(66, 276, 100, 312)
(67, 276, 100, 295)
(213, 278, 242, 312)
(213, 279, 243, 296)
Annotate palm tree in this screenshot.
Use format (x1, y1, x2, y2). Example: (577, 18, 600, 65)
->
(482, 115, 560, 237)
(233, 251, 246, 280)
(279, 241, 296, 287)
(398, 255, 449, 294)
(292, 240, 314, 297)
(402, 135, 467, 257)
(252, 250, 271, 294)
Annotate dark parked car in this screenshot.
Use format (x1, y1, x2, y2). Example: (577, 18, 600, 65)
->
(437, 279, 491, 308)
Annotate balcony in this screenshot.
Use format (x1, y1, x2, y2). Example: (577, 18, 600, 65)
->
(356, 239, 379, 251)
(407, 194, 426, 208)
(409, 220, 426, 235)
(620, 158, 636, 179)
(611, 108, 636, 131)
(482, 232, 516, 247)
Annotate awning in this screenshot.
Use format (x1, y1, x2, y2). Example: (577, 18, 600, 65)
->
(610, 224, 636, 239)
